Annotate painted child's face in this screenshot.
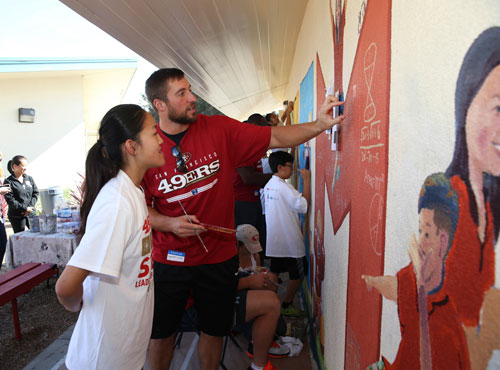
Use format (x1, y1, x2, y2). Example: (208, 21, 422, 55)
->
(465, 64, 500, 176)
(418, 208, 447, 290)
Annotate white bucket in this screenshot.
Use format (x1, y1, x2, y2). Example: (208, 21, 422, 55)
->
(40, 187, 63, 215)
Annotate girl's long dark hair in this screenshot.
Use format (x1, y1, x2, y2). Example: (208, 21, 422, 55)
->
(445, 27, 500, 239)
(7, 155, 27, 176)
(79, 104, 147, 236)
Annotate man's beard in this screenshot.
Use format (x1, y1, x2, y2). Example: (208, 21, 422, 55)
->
(168, 105, 197, 125)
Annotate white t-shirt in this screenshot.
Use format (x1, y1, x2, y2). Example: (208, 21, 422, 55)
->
(271, 147, 290, 153)
(65, 170, 154, 370)
(263, 175, 308, 258)
(261, 157, 272, 174)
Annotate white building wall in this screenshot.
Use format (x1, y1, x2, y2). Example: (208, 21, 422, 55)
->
(0, 74, 85, 189)
(0, 68, 135, 190)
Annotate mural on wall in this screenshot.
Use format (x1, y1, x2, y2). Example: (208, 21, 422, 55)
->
(299, 63, 314, 176)
(299, 63, 314, 305)
(304, 1, 500, 369)
(313, 0, 392, 368)
(362, 27, 500, 370)
(310, 53, 327, 370)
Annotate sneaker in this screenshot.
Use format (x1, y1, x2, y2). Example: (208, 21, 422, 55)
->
(268, 340, 290, 358)
(247, 340, 290, 359)
(280, 305, 306, 317)
(247, 360, 278, 370)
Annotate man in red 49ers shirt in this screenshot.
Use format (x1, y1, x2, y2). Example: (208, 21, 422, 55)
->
(142, 68, 345, 370)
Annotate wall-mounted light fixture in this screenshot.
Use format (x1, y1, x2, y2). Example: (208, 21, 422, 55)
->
(18, 108, 35, 123)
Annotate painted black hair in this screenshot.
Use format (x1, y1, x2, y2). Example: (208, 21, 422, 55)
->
(145, 68, 185, 112)
(79, 104, 147, 236)
(7, 155, 27, 176)
(445, 27, 500, 239)
(269, 151, 294, 173)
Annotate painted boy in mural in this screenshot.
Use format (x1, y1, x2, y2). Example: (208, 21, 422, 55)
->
(363, 173, 470, 370)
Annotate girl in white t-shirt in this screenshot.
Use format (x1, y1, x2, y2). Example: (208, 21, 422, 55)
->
(55, 104, 165, 370)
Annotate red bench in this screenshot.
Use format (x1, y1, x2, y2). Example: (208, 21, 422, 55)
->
(0, 262, 59, 339)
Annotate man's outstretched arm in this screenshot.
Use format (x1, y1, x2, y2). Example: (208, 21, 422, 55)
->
(269, 95, 345, 149)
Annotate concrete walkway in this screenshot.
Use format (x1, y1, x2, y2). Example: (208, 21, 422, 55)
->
(23, 324, 314, 370)
(22, 325, 73, 370)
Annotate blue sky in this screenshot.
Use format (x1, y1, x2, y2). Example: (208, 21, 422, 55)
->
(0, 0, 155, 103)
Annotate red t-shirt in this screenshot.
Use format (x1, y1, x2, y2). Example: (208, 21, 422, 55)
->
(141, 114, 271, 266)
(444, 175, 495, 327)
(385, 265, 470, 370)
(233, 160, 263, 202)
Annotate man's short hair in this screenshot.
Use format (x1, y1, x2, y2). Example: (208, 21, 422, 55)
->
(269, 151, 294, 173)
(418, 173, 459, 255)
(265, 113, 276, 124)
(145, 68, 185, 111)
(247, 113, 267, 126)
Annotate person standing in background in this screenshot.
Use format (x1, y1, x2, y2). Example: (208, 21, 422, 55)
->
(265, 102, 295, 155)
(0, 152, 4, 181)
(234, 114, 273, 259)
(4, 155, 39, 233)
(0, 152, 10, 270)
(265, 101, 294, 128)
(264, 151, 310, 317)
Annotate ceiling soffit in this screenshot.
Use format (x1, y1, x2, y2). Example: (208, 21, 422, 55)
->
(60, 0, 308, 119)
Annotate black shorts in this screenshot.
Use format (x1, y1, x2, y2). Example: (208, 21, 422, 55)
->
(151, 256, 239, 339)
(234, 289, 248, 327)
(270, 256, 308, 280)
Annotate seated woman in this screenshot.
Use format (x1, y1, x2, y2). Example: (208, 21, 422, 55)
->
(235, 224, 289, 370)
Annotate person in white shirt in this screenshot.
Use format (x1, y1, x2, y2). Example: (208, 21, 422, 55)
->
(263, 151, 310, 318)
(55, 104, 165, 370)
